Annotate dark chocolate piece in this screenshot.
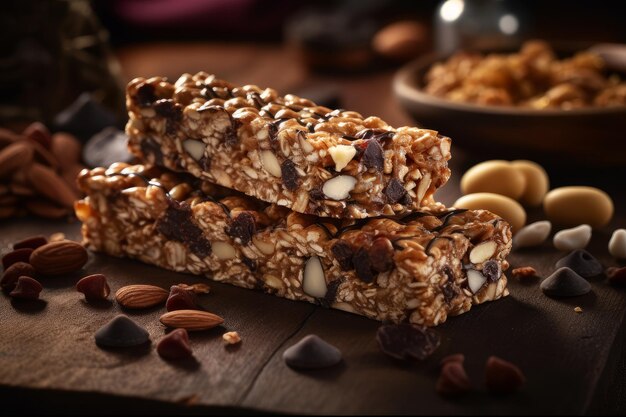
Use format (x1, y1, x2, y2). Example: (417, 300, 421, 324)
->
(281, 159, 299, 191)
(1, 262, 36, 292)
(156, 201, 212, 258)
(331, 240, 353, 270)
(555, 250, 603, 278)
(9, 276, 43, 300)
(283, 334, 342, 369)
(540, 267, 591, 297)
(362, 139, 384, 171)
(94, 315, 150, 348)
(485, 356, 526, 395)
(383, 178, 407, 204)
(157, 328, 193, 360)
(226, 212, 256, 245)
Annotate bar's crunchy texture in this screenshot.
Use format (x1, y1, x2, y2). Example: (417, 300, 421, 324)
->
(125, 73, 451, 219)
(76, 163, 511, 326)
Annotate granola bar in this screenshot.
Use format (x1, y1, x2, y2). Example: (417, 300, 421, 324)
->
(125, 73, 451, 219)
(76, 163, 511, 326)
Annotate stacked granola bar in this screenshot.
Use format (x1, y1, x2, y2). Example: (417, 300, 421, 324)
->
(76, 73, 511, 326)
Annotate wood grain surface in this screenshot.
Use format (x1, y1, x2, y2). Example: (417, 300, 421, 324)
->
(1, 42, 625, 415)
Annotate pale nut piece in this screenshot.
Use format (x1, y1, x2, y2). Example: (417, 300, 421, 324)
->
(469, 241, 497, 264)
(160, 309, 224, 331)
(263, 273, 284, 290)
(322, 175, 357, 201)
(223, 331, 241, 345)
(453, 193, 526, 233)
(328, 145, 356, 172)
(115, 284, 169, 309)
(303, 256, 327, 298)
(252, 235, 275, 255)
(183, 139, 205, 161)
(260, 150, 281, 177)
(212, 241, 237, 260)
(553, 224, 592, 251)
(511, 160, 549, 207)
(513, 220, 552, 249)
(544, 186, 613, 228)
(608, 229, 626, 259)
(467, 269, 487, 294)
(460, 160, 526, 200)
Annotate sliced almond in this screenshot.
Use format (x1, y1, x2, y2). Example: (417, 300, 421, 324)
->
(322, 175, 356, 200)
(212, 241, 236, 260)
(260, 150, 281, 177)
(328, 145, 356, 172)
(467, 269, 487, 294)
(0, 142, 34, 179)
(303, 256, 327, 298)
(115, 284, 169, 309)
(469, 241, 497, 264)
(252, 235, 275, 255)
(183, 139, 205, 161)
(25, 163, 78, 208)
(160, 309, 224, 331)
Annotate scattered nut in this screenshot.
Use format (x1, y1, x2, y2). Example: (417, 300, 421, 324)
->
(606, 267, 626, 286)
(574, 306, 583, 313)
(1, 262, 36, 292)
(159, 309, 224, 331)
(513, 221, 552, 249)
(223, 331, 241, 345)
(436, 361, 472, 397)
(95, 315, 150, 348)
(2, 248, 34, 270)
(609, 229, 626, 259)
(9, 276, 43, 300)
(166, 285, 200, 311)
(115, 284, 169, 309)
(553, 224, 592, 251)
(303, 256, 327, 299)
(76, 274, 110, 301)
(328, 144, 356, 172)
(29, 241, 88, 275)
(485, 356, 526, 395)
(157, 328, 193, 360)
(460, 160, 526, 200)
(511, 266, 538, 278)
(13, 235, 48, 250)
(49, 232, 66, 242)
(544, 186, 613, 228)
(322, 175, 356, 200)
(454, 193, 526, 233)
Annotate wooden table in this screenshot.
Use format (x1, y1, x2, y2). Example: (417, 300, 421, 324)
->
(1, 43, 625, 415)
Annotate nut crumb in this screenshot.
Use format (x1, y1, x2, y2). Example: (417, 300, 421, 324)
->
(574, 306, 583, 313)
(223, 331, 241, 345)
(511, 266, 537, 278)
(49, 232, 66, 242)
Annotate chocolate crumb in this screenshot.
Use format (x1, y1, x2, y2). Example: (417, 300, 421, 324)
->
(362, 139, 384, 171)
(383, 178, 407, 204)
(331, 240, 353, 270)
(226, 212, 256, 245)
(353, 247, 375, 283)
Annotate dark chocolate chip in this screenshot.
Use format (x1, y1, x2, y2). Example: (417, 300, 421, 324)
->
(283, 334, 342, 369)
(540, 267, 591, 297)
(485, 356, 526, 395)
(224, 121, 239, 146)
(368, 237, 394, 272)
(9, 276, 42, 300)
(309, 187, 326, 201)
(53, 93, 120, 142)
(441, 281, 458, 303)
(331, 240, 353, 270)
(76, 274, 110, 301)
(383, 178, 407, 204)
(166, 285, 199, 311)
(482, 260, 502, 282)
(281, 159, 299, 191)
(95, 315, 150, 348)
(1, 262, 36, 292)
(353, 247, 375, 283)
(355, 128, 394, 141)
(13, 235, 47, 250)
(226, 212, 256, 245)
(2, 248, 33, 269)
(555, 250, 603, 278)
(135, 84, 157, 106)
(84, 127, 133, 168)
(154, 99, 183, 122)
(320, 278, 342, 307)
(436, 361, 472, 397)
(376, 323, 440, 361)
(362, 139, 384, 171)
(156, 201, 212, 258)
(242, 255, 257, 271)
(157, 328, 193, 360)
(607, 266, 626, 286)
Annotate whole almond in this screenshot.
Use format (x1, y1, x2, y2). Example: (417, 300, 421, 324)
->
(0, 142, 34, 179)
(115, 284, 169, 309)
(51, 133, 82, 167)
(23, 122, 51, 149)
(27, 139, 59, 169)
(160, 309, 224, 331)
(29, 241, 88, 275)
(26, 163, 78, 208)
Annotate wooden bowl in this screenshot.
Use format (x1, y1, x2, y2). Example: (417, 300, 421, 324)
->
(393, 51, 626, 166)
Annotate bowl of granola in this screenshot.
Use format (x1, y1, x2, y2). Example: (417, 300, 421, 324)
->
(393, 40, 626, 165)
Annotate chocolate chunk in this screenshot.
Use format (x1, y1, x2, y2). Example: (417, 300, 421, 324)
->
(362, 139, 384, 171)
(540, 267, 591, 297)
(376, 323, 440, 361)
(9, 276, 43, 300)
(242, 255, 257, 271)
(281, 159, 299, 191)
(13, 235, 47, 250)
(84, 127, 133, 168)
(436, 361, 472, 397)
(607, 266, 626, 286)
(53, 93, 120, 142)
(95, 315, 150, 348)
(383, 178, 407, 204)
(157, 201, 212, 258)
(485, 356, 526, 395)
(135, 84, 157, 106)
(283, 334, 342, 369)
(331, 240, 353, 270)
(441, 281, 457, 303)
(1, 262, 36, 292)
(154, 99, 182, 122)
(368, 237, 394, 272)
(353, 247, 375, 283)
(157, 328, 193, 360)
(482, 260, 502, 282)
(166, 285, 199, 311)
(320, 278, 342, 308)
(224, 120, 239, 146)
(555, 250, 603, 278)
(76, 274, 110, 301)
(226, 212, 256, 245)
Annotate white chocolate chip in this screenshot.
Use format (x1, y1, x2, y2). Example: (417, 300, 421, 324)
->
(212, 241, 236, 260)
(260, 150, 281, 177)
(303, 256, 327, 298)
(469, 241, 497, 264)
(328, 145, 356, 172)
(182, 139, 205, 161)
(513, 220, 552, 249)
(609, 229, 626, 259)
(553, 224, 592, 251)
(252, 235, 275, 255)
(467, 269, 487, 294)
(322, 175, 356, 200)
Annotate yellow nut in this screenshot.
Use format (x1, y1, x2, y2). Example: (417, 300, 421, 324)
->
(460, 160, 526, 200)
(511, 160, 549, 207)
(543, 186, 613, 228)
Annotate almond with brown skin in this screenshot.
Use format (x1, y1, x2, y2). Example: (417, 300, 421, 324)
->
(23, 122, 51, 149)
(159, 309, 224, 331)
(25, 163, 78, 208)
(29, 241, 88, 275)
(0, 142, 34, 179)
(51, 133, 82, 167)
(115, 284, 169, 309)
